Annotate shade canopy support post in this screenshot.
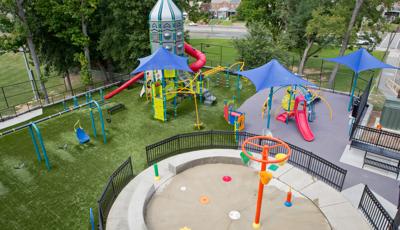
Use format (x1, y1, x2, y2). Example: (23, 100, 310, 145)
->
(348, 73, 359, 112)
(267, 87, 274, 129)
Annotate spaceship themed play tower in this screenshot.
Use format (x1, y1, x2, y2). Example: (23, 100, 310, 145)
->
(105, 0, 210, 123)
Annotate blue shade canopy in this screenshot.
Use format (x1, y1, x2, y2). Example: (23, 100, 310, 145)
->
(131, 47, 193, 74)
(236, 59, 314, 92)
(324, 48, 398, 73)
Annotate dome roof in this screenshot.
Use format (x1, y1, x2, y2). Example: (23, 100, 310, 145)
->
(149, 0, 183, 21)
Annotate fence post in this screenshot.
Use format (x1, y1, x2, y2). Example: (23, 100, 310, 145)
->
(376, 129, 382, 146)
(110, 176, 116, 199)
(178, 135, 181, 152)
(210, 130, 214, 147)
(307, 154, 312, 173)
(319, 60, 324, 89)
(1, 87, 9, 108)
(358, 185, 367, 209)
(220, 45, 223, 66)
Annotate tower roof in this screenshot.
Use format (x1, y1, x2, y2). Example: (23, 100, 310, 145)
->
(150, 0, 183, 21)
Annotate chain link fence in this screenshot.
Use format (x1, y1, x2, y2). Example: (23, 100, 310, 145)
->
(190, 42, 377, 96)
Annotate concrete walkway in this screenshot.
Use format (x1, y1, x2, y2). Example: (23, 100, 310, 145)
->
(107, 149, 370, 230)
(238, 89, 400, 207)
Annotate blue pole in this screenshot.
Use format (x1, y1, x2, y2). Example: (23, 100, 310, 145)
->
(91, 100, 107, 144)
(267, 87, 274, 129)
(348, 73, 359, 112)
(237, 65, 241, 101)
(31, 123, 51, 171)
(90, 208, 95, 230)
(73, 97, 79, 109)
(28, 124, 42, 162)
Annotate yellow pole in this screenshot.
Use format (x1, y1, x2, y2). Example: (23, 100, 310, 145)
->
(193, 92, 201, 130)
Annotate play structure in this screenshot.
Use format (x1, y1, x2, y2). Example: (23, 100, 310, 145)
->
(103, 0, 245, 128)
(237, 59, 334, 142)
(0, 100, 107, 171)
(241, 136, 291, 229)
(223, 97, 245, 136)
(270, 86, 333, 142)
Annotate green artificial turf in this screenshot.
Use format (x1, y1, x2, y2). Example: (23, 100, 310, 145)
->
(0, 76, 255, 229)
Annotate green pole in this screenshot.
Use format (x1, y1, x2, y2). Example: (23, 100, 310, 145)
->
(348, 73, 359, 112)
(100, 89, 104, 103)
(153, 163, 160, 181)
(28, 125, 42, 162)
(31, 123, 51, 171)
(89, 109, 97, 138)
(91, 100, 107, 144)
(286, 87, 294, 124)
(63, 101, 68, 111)
(73, 96, 79, 108)
(267, 87, 274, 129)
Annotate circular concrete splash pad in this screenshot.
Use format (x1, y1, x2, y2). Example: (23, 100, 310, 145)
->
(145, 164, 331, 230)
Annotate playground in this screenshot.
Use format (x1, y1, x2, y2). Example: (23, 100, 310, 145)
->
(1, 0, 400, 229)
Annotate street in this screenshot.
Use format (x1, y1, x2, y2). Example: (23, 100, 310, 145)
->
(186, 24, 248, 39)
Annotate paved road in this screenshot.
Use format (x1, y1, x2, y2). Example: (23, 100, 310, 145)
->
(376, 33, 400, 98)
(186, 25, 248, 39)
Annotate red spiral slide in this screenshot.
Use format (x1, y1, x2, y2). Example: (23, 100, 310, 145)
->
(104, 43, 206, 99)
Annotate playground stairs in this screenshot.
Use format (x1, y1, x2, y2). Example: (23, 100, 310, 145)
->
(203, 88, 217, 106)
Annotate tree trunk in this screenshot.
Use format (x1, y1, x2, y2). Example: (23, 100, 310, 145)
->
(328, 0, 364, 88)
(96, 62, 110, 82)
(298, 38, 314, 75)
(16, 0, 49, 103)
(106, 59, 115, 81)
(81, 0, 91, 69)
(64, 70, 74, 96)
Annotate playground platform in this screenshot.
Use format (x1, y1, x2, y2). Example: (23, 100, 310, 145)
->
(107, 149, 369, 230)
(238, 89, 400, 207)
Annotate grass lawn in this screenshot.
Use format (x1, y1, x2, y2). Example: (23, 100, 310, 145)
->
(0, 53, 68, 110)
(0, 75, 256, 229)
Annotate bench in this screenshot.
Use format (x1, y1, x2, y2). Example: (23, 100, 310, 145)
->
(107, 103, 125, 115)
(351, 140, 400, 178)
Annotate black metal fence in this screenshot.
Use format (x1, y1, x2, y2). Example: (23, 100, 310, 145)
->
(146, 130, 347, 191)
(359, 185, 397, 230)
(352, 125, 400, 153)
(97, 157, 135, 230)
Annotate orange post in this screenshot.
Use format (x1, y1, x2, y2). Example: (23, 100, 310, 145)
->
(253, 147, 268, 229)
(241, 136, 292, 230)
(284, 187, 293, 207)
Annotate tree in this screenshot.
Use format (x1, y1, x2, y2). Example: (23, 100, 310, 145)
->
(31, 0, 98, 88)
(296, 6, 346, 74)
(0, 0, 49, 102)
(237, 0, 287, 41)
(327, 0, 395, 86)
(328, 0, 364, 87)
(234, 22, 289, 68)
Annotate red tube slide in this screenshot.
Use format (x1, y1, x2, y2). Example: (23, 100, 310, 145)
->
(184, 43, 207, 72)
(104, 42, 206, 99)
(104, 72, 144, 99)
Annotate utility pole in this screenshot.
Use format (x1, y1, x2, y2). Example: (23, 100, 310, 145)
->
(19, 47, 40, 100)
